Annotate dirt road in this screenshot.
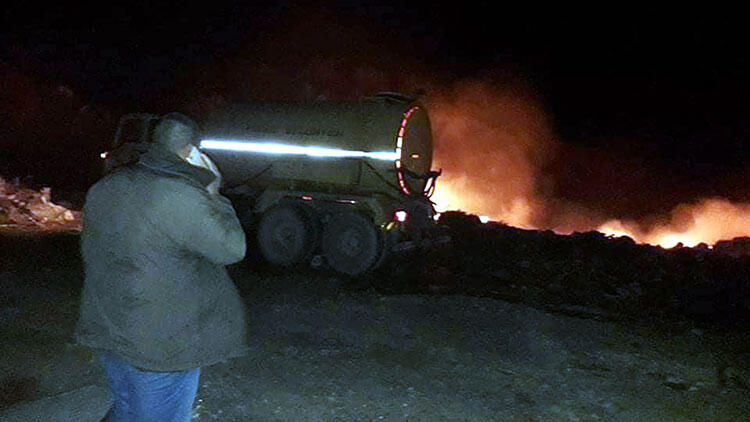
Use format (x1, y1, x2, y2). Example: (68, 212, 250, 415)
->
(1, 236, 749, 421)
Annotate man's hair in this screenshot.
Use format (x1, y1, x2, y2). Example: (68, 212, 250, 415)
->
(153, 112, 200, 153)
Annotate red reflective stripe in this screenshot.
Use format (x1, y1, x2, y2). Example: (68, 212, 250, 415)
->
(394, 105, 419, 195)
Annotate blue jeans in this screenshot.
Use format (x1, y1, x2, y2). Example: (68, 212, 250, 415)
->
(98, 350, 200, 422)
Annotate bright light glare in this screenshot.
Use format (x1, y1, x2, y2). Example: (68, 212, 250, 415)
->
(200, 139, 398, 161)
(656, 234, 687, 249)
(100, 151, 109, 159)
(479, 215, 490, 224)
(395, 210, 408, 222)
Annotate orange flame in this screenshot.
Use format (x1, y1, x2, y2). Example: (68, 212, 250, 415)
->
(426, 80, 750, 248)
(426, 80, 553, 229)
(598, 199, 750, 247)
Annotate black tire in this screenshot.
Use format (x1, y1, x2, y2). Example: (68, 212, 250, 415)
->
(257, 204, 316, 266)
(322, 213, 381, 276)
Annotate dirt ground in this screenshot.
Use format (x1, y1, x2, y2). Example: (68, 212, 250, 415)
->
(1, 234, 749, 421)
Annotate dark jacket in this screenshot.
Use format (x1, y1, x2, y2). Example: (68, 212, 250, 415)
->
(75, 146, 247, 371)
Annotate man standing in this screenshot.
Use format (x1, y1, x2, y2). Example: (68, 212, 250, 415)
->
(75, 112, 247, 421)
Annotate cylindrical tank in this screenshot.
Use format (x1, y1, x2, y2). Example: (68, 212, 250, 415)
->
(200, 95, 433, 196)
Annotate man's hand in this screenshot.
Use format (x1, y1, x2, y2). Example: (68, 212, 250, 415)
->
(183, 146, 223, 194)
(206, 177, 221, 195)
(200, 152, 222, 195)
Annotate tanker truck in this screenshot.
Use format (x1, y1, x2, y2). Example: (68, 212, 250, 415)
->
(105, 93, 443, 275)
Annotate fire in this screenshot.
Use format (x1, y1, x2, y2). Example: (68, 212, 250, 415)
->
(434, 165, 750, 248)
(598, 199, 750, 248)
(431, 181, 535, 228)
(426, 80, 750, 248)
(425, 80, 553, 230)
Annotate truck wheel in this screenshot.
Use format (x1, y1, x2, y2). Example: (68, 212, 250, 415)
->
(322, 213, 381, 276)
(257, 204, 315, 266)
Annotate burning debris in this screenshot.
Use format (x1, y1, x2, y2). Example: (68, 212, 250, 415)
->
(0, 178, 81, 233)
(597, 199, 750, 249)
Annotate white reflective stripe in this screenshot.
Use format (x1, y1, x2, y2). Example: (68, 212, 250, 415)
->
(200, 139, 399, 161)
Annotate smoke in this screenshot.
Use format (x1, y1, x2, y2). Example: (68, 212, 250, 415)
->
(425, 78, 557, 228)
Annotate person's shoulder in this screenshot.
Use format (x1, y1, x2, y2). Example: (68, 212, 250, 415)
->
(86, 168, 130, 195)
(148, 173, 206, 205)
(148, 172, 200, 190)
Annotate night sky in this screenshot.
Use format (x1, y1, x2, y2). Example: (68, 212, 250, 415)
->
(2, 3, 747, 221)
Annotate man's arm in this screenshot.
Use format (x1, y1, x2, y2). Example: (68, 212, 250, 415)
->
(152, 179, 246, 265)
